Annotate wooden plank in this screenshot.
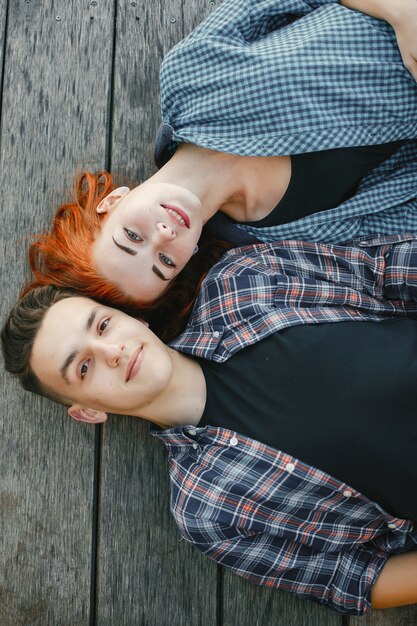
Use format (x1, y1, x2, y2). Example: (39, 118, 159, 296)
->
(0, 1, 114, 623)
(97, 418, 217, 625)
(349, 604, 417, 625)
(182, 0, 222, 33)
(222, 570, 342, 626)
(108, 0, 185, 182)
(96, 2, 218, 624)
(223, 575, 417, 625)
(0, 1, 7, 92)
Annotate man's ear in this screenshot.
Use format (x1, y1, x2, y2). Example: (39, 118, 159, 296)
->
(68, 405, 108, 424)
(96, 186, 130, 215)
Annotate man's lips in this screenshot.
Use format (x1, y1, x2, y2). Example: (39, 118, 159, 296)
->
(161, 204, 190, 228)
(125, 346, 144, 382)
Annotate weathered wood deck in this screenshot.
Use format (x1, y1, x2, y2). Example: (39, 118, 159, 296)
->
(0, 2, 416, 624)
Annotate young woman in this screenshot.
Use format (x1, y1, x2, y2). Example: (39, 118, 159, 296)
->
(26, 0, 417, 318)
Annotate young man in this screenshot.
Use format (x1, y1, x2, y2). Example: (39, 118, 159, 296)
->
(3, 235, 417, 615)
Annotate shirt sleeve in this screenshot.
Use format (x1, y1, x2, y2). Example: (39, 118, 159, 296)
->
(244, 0, 340, 41)
(182, 524, 388, 614)
(181, 0, 340, 44)
(190, 242, 369, 328)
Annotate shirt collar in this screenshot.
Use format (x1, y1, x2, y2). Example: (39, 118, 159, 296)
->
(154, 123, 176, 168)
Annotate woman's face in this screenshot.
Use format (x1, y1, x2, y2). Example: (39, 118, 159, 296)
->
(92, 182, 203, 302)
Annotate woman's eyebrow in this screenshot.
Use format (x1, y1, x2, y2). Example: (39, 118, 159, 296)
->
(152, 265, 169, 281)
(111, 235, 168, 280)
(112, 236, 137, 256)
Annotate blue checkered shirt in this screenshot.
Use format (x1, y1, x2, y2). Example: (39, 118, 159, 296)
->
(152, 425, 417, 614)
(155, 0, 417, 244)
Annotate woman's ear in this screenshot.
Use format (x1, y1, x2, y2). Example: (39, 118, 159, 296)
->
(96, 187, 130, 214)
(68, 405, 108, 424)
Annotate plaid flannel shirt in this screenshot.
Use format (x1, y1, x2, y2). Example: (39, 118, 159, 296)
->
(170, 234, 417, 360)
(154, 0, 417, 244)
(160, 235, 417, 613)
(152, 425, 417, 614)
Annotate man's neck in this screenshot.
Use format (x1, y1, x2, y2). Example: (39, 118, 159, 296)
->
(132, 350, 206, 429)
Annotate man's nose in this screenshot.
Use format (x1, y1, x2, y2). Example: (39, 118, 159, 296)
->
(97, 342, 125, 367)
(154, 221, 176, 243)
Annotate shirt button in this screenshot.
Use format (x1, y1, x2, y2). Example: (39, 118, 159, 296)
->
(343, 489, 353, 498)
(229, 436, 238, 446)
(285, 463, 295, 473)
(213, 331, 220, 338)
(388, 523, 397, 530)
(188, 429, 197, 437)
(192, 443, 198, 450)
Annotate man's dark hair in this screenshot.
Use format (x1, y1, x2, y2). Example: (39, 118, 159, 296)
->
(1, 285, 80, 405)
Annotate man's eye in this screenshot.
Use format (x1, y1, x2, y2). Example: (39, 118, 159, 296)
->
(124, 228, 142, 242)
(159, 252, 176, 268)
(98, 318, 109, 334)
(80, 360, 90, 379)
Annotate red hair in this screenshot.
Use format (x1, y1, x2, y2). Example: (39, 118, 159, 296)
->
(24, 171, 230, 342)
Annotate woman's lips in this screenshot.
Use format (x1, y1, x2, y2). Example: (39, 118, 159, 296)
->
(161, 204, 190, 228)
(125, 346, 144, 382)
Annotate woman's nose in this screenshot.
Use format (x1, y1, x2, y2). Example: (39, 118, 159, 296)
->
(155, 221, 176, 242)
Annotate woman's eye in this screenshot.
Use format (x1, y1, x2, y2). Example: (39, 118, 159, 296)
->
(159, 252, 176, 268)
(98, 318, 109, 334)
(80, 360, 90, 379)
(124, 228, 143, 242)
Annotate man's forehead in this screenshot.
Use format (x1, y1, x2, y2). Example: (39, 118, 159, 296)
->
(33, 297, 96, 357)
(55, 295, 96, 310)
(28, 297, 90, 402)
(34, 296, 82, 352)
(50, 296, 105, 318)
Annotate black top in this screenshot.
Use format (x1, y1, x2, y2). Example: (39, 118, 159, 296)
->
(205, 141, 402, 244)
(199, 319, 417, 522)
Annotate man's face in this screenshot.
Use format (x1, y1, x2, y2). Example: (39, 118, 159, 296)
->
(30, 297, 174, 417)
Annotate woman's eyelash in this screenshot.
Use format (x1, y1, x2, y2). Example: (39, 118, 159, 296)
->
(98, 318, 110, 334)
(124, 228, 143, 242)
(159, 252, 176, 268)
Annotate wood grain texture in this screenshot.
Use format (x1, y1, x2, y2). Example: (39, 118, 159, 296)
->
(349, 604, 417, 625)
(96, 2, 218, 624)
(97, 418, 217, 626)
(0, 1, 6, 94)
(0, 1, 114, 623)
(182, 0, 222, 33)
(109, 0, 187, 183)
(222, 568, 342, 626)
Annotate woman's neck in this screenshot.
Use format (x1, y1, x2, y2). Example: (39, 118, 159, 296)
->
(148, 144, 235, 221)
(133, 349, 207, 429)
(148, 143, 291, 223)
